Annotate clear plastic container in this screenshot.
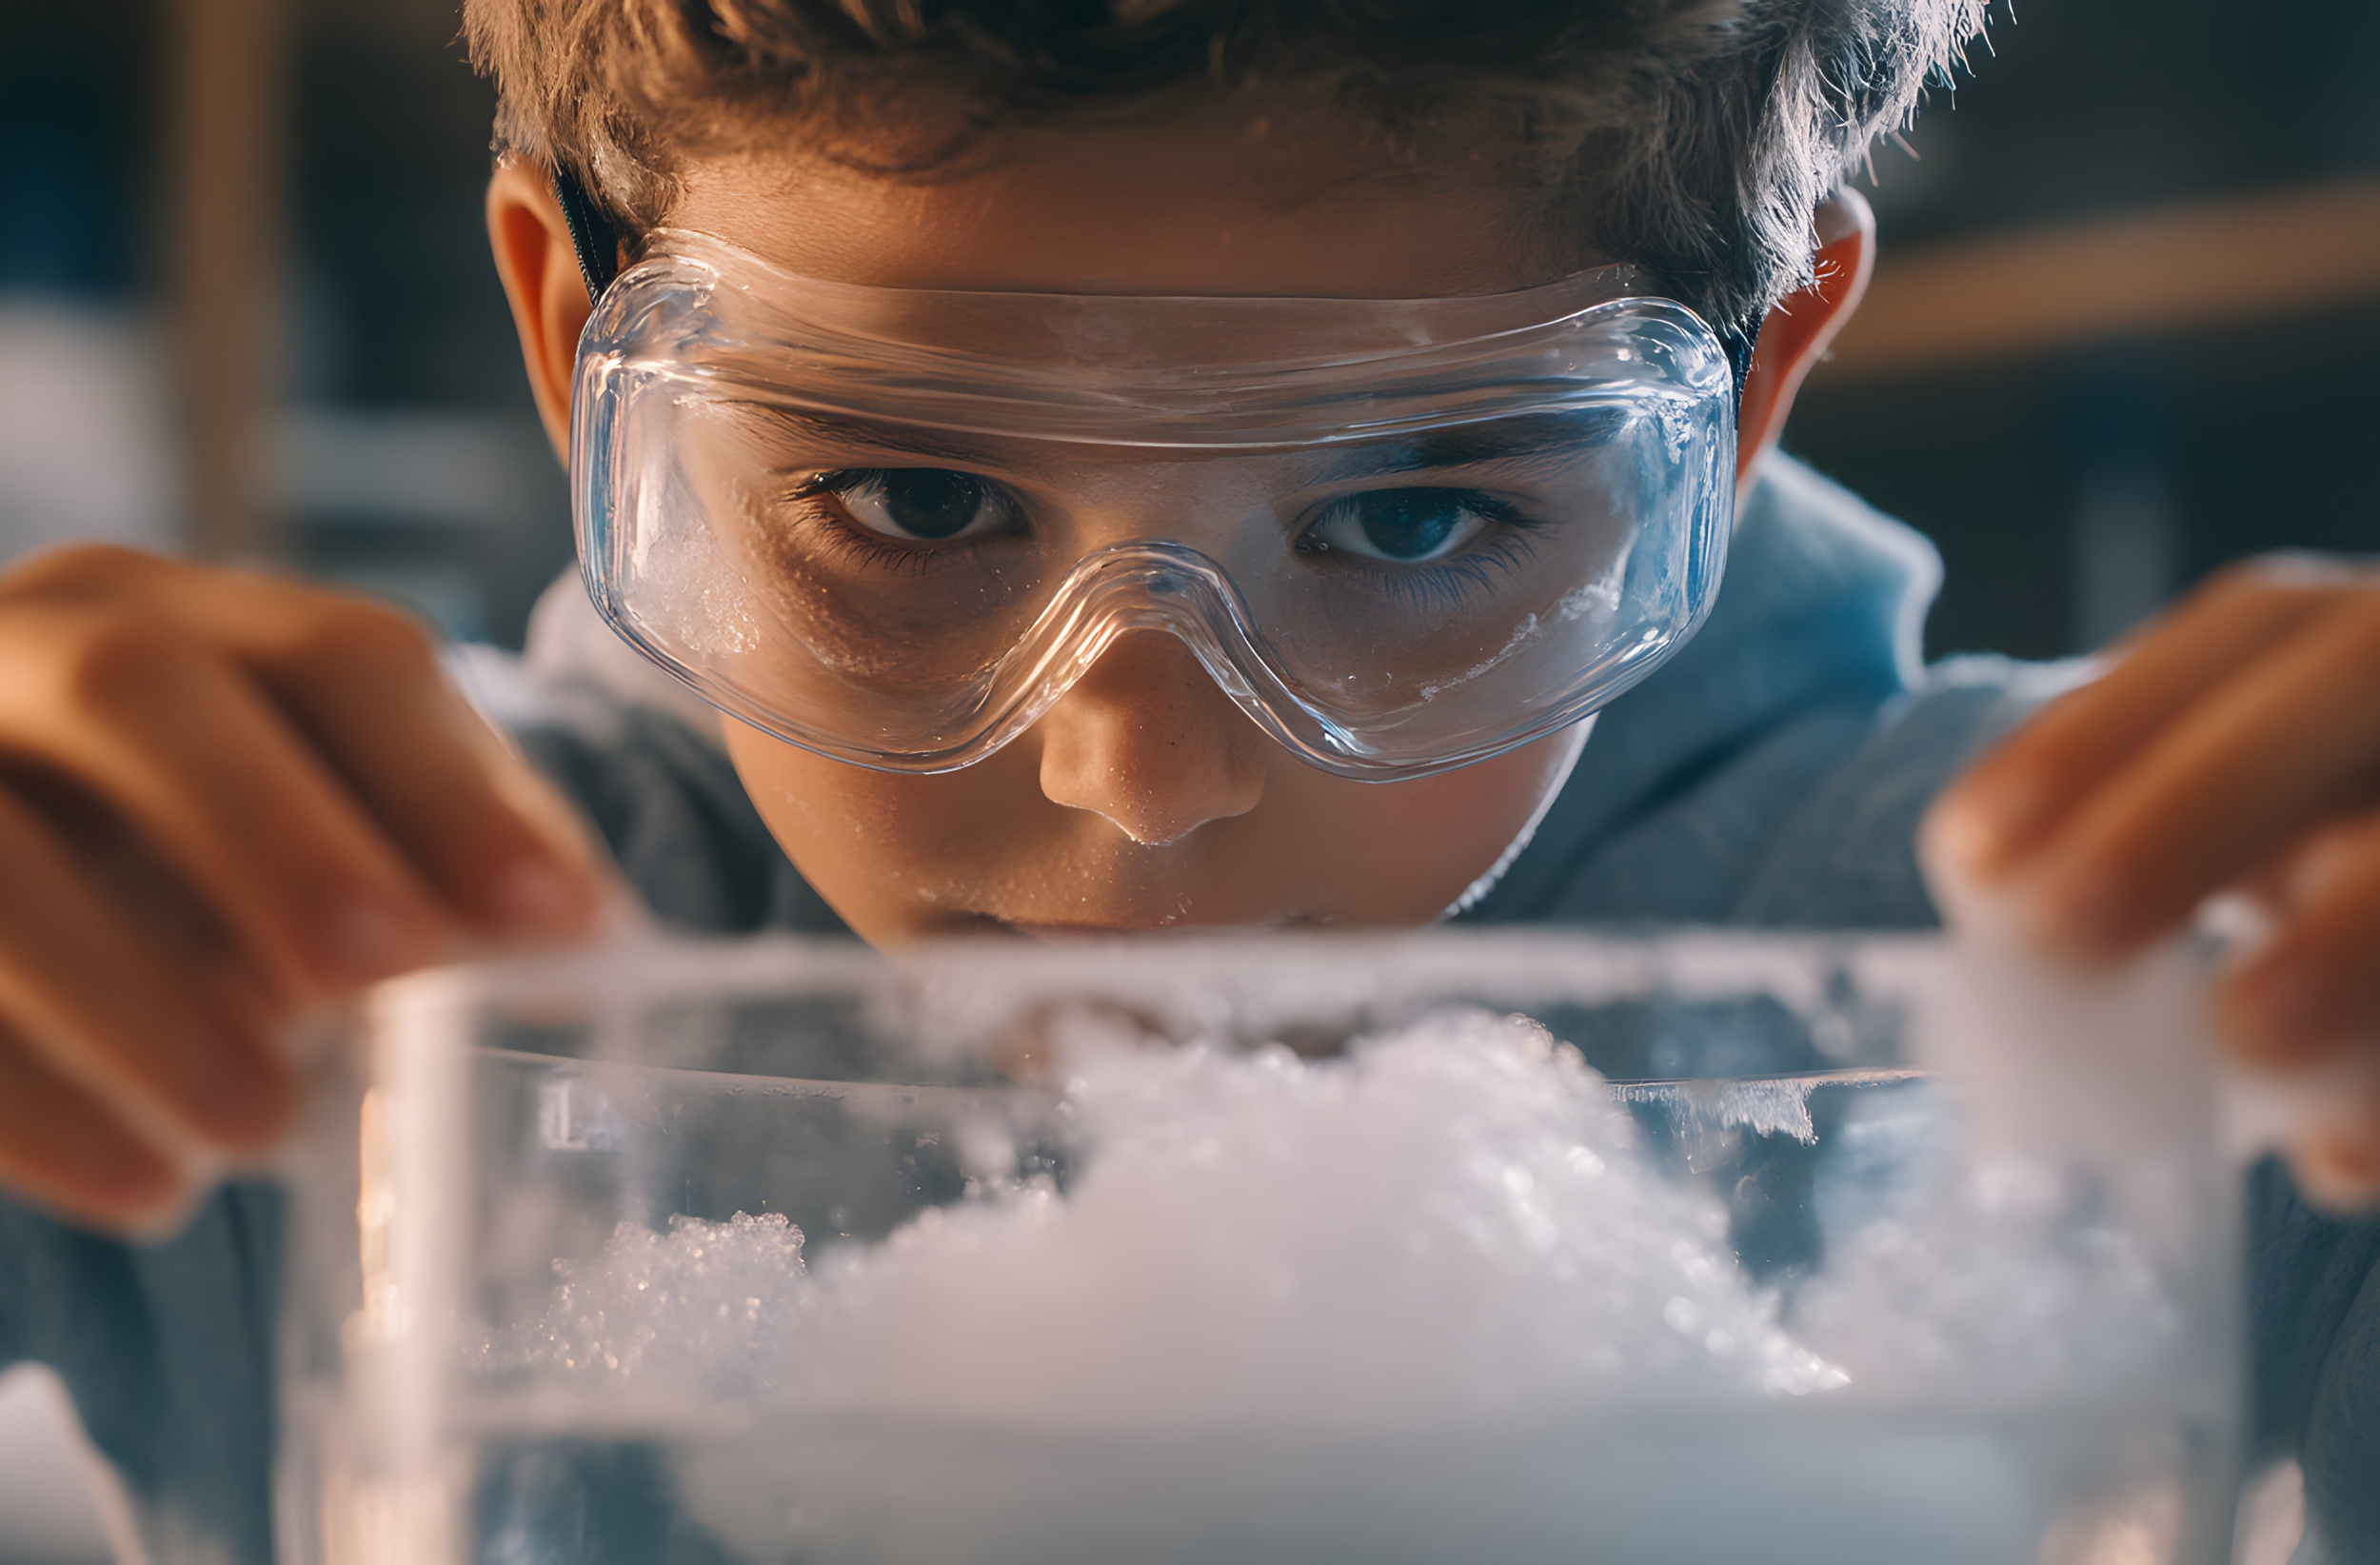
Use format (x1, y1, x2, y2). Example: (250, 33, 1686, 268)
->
(276, 930, 2243, 1565)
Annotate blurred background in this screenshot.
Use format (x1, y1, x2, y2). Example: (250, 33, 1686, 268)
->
(0, 0, 2372, 1559)
(1792, 0, 2380, 658)
(1, 0, 567, 650)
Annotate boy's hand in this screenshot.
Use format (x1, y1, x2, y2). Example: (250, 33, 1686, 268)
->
(1925, 556, 2380, 1201)
(0, 546, 604, 1229)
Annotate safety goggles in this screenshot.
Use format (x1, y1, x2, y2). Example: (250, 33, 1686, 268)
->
(568, 227, 1737, 780)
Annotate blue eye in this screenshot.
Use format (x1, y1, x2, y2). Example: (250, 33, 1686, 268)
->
(1298, 489, 1497, 563)
(824, 468, 1012, 541)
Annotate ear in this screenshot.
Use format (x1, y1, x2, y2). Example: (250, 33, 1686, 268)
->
(487, 159, 598, 462)
(1733, 188, 1875, 491)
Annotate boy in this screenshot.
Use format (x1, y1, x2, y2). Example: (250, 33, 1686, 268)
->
(1, 0, 2376, 1559)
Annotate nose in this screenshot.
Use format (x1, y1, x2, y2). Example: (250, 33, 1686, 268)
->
(1035, 631, 1267, 845)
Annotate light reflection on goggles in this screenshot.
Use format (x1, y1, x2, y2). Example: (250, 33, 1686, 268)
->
(573, 230, 1735, 780)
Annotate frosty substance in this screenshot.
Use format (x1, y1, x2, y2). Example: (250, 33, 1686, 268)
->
(491, 1011, 1845, 1428)
(453, 1008, 2219, 1563)
(291, 932, 2244, 1565)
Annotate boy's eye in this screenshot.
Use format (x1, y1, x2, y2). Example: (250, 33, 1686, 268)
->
(822, 468, 1013, 542)
(1297, 489, 1498, 564)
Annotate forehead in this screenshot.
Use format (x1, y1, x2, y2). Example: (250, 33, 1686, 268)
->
(666, 93, 1588, 301)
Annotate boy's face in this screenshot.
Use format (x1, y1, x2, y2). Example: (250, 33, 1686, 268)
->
(688, 105, 1587, 944)
(493, 97, 1862, 946)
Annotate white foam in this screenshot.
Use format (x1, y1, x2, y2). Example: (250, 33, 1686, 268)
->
(457, 993, 2231, 1562)
(1793, 1152, 2182, 1402)
(487, 1000, 2213, 1445)
(491, 1010, 1846, 1431)
(485, 1211, 805, 1395)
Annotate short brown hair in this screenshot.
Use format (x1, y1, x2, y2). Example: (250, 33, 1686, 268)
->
(464, 0, 1986, 330)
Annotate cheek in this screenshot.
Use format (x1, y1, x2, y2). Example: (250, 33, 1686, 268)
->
(722, 722, 1046, 938)
(1268, 734, 1579, 922)
(722, 716, 1585, 937)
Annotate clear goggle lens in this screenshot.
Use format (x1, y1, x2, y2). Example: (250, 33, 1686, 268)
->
(574, 232, 1735, 779)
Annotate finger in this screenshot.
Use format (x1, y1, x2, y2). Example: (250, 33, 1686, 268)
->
(0, 786, 295, 1149)
(0, 609, 452, 998)
(247, 616, 602, 941)
(7, 754, 255, 966)
(2288, 1126, 2380, 1214)
(2020, 595, 2380, 958)
(1932, 564, 2366, 880)
(2217, 810, 2380, 1066)
(0, 1025, 183, 1229)
(56, 562, 604, 941)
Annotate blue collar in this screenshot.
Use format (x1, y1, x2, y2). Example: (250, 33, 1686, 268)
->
(1462, 454, 1943, 921)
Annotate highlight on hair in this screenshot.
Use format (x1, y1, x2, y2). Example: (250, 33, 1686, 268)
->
(463, 0, 1988, 330)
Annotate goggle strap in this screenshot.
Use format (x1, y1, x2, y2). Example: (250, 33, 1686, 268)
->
(551, 161, 1760, 404)
(1718, 316, 1760, 405)
(553, 164, 625, 306)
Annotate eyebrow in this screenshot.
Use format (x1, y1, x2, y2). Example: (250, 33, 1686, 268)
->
(721, 403, 1021, 467)
(1310, 409, 1631, 482)
(717, 399, 1632, 476)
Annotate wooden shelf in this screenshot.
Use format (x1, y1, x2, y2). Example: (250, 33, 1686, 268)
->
(1820, 177, 2380, 382)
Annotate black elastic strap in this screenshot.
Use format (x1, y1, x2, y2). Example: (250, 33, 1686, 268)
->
(1720, 314, 1762, 406)
(552, 165, 625, 305)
